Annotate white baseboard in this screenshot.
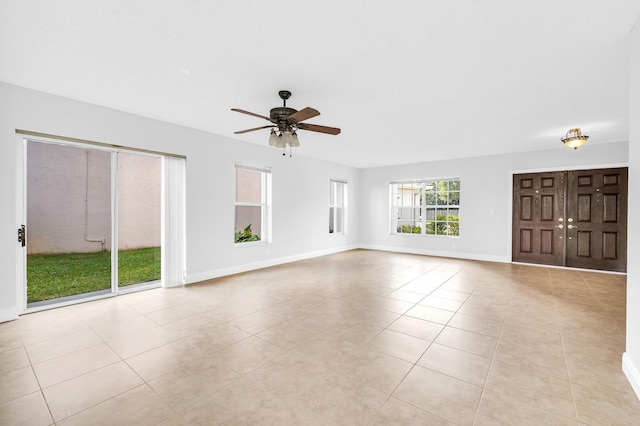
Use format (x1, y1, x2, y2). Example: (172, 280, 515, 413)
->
(623, 353, 640, 401)
(185, 244, 359, 285)
(358, 244, 510, 264)
(0, 307, 19, 324)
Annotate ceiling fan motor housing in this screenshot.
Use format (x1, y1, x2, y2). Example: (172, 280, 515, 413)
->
(270, 107, 298, 131)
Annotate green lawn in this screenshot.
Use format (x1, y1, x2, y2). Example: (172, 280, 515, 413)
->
(27, 247, 161, 303)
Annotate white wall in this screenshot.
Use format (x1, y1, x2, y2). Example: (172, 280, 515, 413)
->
(358, 143, 628, 261)
(623, 16, 640, 400)
(0, 82, 359, 321)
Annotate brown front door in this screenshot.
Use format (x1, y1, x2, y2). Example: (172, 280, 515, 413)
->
(512, 171, 565, 266)
(512, 167, 628, 272)
(565, 168, 628, 272)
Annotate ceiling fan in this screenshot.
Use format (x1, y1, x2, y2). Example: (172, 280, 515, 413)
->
(232, 90, 341, 156)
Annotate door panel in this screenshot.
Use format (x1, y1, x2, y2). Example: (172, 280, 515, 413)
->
(26, 141, 113, 306)
(512, 171, 565, 266)
(513, 167, 627, 272)
(566, 168, 627, 272)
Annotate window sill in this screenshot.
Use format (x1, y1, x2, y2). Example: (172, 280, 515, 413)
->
(391, 233, 459, 238)
(234, 240, 271, 247)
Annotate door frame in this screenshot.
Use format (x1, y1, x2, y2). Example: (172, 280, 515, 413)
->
(507, 162, 629, 271)
(15, 132, 184, 314)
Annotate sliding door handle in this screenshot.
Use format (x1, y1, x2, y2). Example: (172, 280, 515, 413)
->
(18, 225, 26, 247)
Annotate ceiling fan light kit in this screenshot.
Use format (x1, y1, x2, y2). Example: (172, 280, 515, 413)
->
(233, 90, 340, 157)
(561, 127, 589, 149)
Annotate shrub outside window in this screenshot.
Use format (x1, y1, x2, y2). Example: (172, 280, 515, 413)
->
(390, 179, 460, 236)
(235, 165, 271, 243)
(329, 180, 347, 234)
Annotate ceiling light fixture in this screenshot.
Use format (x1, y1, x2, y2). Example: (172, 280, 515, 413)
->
(268, 127, 300, 156)
(232, 90, 340, 158)
(561, 128, 589, 149)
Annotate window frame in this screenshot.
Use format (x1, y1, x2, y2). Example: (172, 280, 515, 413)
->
(390, 178, 460, 237)
(329, 179, 348, 234)
(234, 164, 272, 245)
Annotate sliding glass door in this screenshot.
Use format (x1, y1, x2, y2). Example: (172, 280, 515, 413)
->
(25, 140, 163, 308)
(117, 152, 161, 289)
(26, 142, 113, 306)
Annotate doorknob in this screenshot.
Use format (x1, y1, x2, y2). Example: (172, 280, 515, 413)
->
(555, 224, 564, 229)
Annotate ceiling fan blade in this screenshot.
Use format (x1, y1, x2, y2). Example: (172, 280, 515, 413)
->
(231, 108, 273, 122)
(234, 125, 275, 134)
(298, 123, 341, 135)
(288, 107, 320, 123)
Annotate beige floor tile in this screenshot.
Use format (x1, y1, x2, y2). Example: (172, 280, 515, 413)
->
(485, 360, 575, 419)
(573, 381, 640, 425)
(0, 391, 53, 426)
(465, 293, 512, 309)
(435, 326, 497, 358)
(256, 319, 318, 350)
(148, 360, 240, 412)
(493, 338, 568, 378)
(57, 384, 172, 426)
(406, 305, 455, 325)
(160, 377, 281, 425)
(337, 350, 415, 395)
(0, 366, 40, 405)
(0, 324, 23, 352)
(367, 329, 431, 363)
(91, 314, 159, 342)
(17, 310, 88, 346)
(431, 288, 471, 302)
(229, 310, 286, 334)
(106, 325, 180, 359)
(207, 336, 285, 375)
(384, 289, 426, 303)
(183, 323, 251, 355)
(125, 338, 206, 381)
(475, 389, 576, 425)
(373, 297, 415, 314)
(387, 315, 443, 342)
(160, 312, 218, 336)
(145, 303, 215, 326)
(318, 319, 385, 345)
(43, 361, 143, 422)
(348, 307, 401, 328)
(419, 295, 463, 312)
(448, 312, 502, 337)
(24, 328, 103, 364)
(271, 368, 387, 424)
(400, 281, 441, 295)
(393, 365, 482, 425)
(33, 343, 120, 388)
(1, 250, 636, 425)
(369, 397, 455, 425)
(418, 343, 491, 386)
(0, 347, 30, 375)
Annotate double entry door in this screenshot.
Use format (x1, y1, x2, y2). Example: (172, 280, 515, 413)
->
(512, 167, 628, 272)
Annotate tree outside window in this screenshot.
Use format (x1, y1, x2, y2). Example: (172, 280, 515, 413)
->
(391, 179, 460, 236)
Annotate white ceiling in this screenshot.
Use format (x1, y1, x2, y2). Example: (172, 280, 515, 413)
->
(2, 1, 639, 168)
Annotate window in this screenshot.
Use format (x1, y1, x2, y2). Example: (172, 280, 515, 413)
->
(329, 180, 348, 234)
(235, 165, 271, 243)
(391, 179, 460, 236)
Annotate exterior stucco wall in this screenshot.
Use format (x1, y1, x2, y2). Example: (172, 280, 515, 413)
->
(27, 142, 160, 254)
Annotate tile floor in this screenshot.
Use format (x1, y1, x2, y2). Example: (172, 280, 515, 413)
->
(1, 249, 639, 425)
